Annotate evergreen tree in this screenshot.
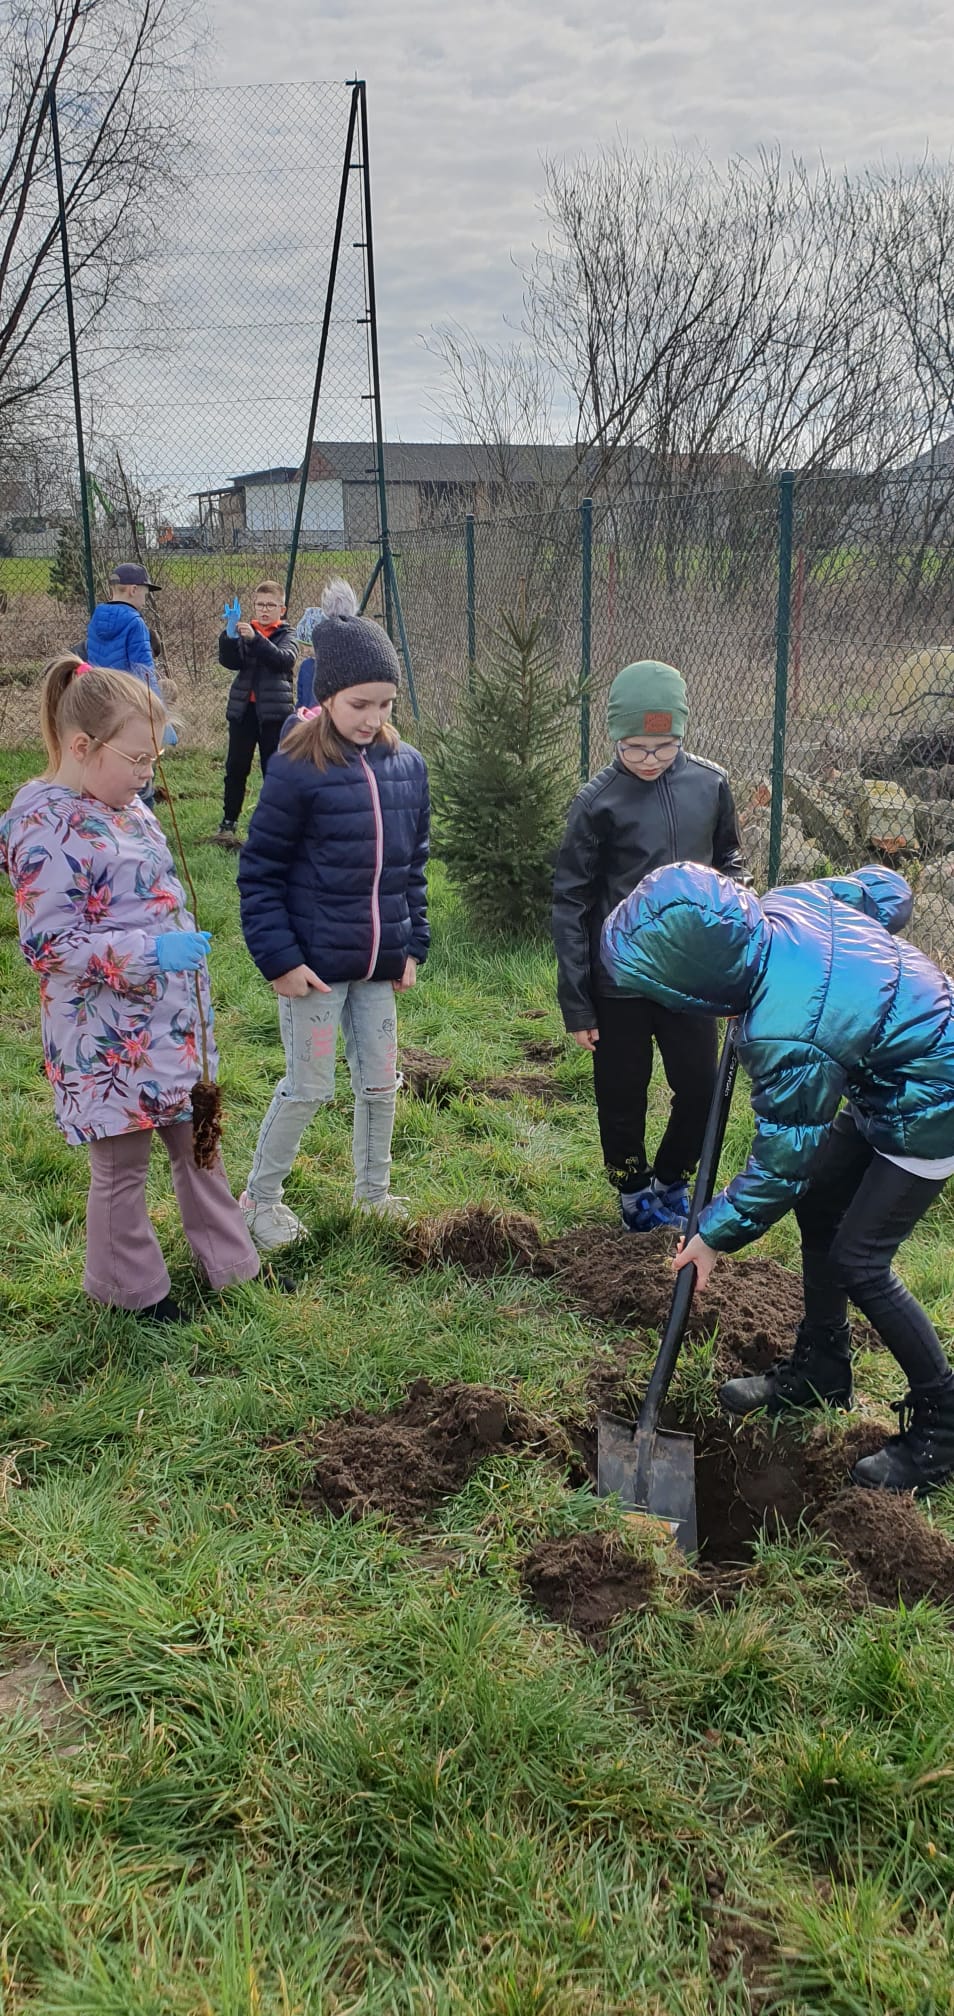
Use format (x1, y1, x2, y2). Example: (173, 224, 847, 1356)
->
(49, 521, 90, 605)
(432, 613, 577, 937)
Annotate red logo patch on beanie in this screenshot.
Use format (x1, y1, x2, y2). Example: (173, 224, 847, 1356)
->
(643, 710, 673, 732)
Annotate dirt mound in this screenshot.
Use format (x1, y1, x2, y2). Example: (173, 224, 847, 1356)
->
(522, 1530, 656, 1640)
(403, 1206, 543, 1276)
(297, 1378, 536, 1523)
(399, 1051, 566, 1107)
(400, 1046, 456, 1101)
(816, 1489, 954, 1610)
(539, 1226, 807, 1368)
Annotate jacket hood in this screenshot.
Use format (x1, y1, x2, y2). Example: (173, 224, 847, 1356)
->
(601, 862, 769, 1013)
(87, 603, 140, 644)
(814, 865, 913, 937)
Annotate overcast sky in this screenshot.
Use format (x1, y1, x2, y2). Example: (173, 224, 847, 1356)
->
(201, 0, 953, 446)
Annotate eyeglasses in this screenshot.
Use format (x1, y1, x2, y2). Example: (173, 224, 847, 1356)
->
(101, 740, 157, 772)
(618, 738, 681, 762)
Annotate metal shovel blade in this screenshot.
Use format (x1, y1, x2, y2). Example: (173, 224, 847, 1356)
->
(597, 1410, 698, 1554)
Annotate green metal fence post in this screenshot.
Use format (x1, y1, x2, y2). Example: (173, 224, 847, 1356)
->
(768, 471, 795, 886)
(580, 497, 593, 781)
(465, 513, 476, 692)
(47, 86, 95, 617)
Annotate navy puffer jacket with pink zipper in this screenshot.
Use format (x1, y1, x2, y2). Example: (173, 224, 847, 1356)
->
(238, 729, 429, 984)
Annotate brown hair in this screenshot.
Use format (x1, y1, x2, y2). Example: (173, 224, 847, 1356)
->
(40, 653, 168, 774)
(281, 708, 400, 771)
(253, 579, 284, 602)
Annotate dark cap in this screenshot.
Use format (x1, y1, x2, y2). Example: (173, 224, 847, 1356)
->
(109, 562, 161, 592)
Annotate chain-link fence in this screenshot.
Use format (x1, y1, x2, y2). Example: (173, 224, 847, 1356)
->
(393, 469, 954, 959)
(0, 79, 387, 741)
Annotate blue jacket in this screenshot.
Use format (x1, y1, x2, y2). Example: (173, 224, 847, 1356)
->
(86, 602, 160, 692)
(601, 862, 954, 1252)
(239, 728, 430, 984)
(296, 655, 316, 709)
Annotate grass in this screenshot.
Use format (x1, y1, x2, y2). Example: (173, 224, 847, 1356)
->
(0, 747, 953, 2011)
(0, 549, 379, 601)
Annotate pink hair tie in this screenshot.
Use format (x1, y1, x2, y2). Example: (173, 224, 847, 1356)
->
(297, 704, 322, 719)
(74, 661, 91, 678)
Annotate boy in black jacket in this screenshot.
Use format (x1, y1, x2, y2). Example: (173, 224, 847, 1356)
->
(217, 580, 296, 836)
(552, 659, 744, 1232)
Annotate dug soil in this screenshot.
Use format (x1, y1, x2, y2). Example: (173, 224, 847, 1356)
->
(296, 1378, 539, 1523)
(816, 1489, 954, 1610)
(522, 1531, 657, 1641)
(540, 1225, 876, 1379)
(399, 1049, 569, 1107)
(403, 1207, 544, 1277)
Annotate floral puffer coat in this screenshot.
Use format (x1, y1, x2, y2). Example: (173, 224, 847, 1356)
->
(0, 779, 216, 1144)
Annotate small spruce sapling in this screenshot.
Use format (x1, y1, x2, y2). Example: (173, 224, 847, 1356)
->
(432, 612, 576, 936)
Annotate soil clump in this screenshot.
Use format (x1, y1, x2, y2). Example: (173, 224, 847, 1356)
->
(403, 1207, 544, 1276)
(522, 1531, 657, 1641)
(815, 1488, 954, 1610)
(297, 1378, 536, 1524)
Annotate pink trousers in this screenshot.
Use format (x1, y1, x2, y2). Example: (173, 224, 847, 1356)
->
(84, 1124, 260, 1310)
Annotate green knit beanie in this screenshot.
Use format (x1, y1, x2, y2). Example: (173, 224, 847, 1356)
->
(607, 660, 688, 741)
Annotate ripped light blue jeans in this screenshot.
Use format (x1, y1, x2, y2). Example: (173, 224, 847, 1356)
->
(246, 980, 400, 1205)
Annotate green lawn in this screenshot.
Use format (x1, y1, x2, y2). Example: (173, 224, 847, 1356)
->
(0, 749, 953, 2013)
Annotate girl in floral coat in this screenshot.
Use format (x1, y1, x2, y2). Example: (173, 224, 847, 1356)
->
(0, 654, 261, 1322)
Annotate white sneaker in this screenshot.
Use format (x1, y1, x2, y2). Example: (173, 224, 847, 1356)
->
(353, 1193, 410, 1220)
(239, 1192, 308, 1251)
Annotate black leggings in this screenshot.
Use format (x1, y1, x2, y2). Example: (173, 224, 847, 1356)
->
(223, 707, 284, 822)
(795, 1110, 952, 1389)
(592, 995, 718, 1191)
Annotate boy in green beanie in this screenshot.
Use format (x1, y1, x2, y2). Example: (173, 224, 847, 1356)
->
(552, 660, 745, 1230)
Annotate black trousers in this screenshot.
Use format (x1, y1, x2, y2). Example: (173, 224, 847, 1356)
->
(592, 994, 718, 1191)
(795, 1110, 952, 1389)
(223, 707, 284, 822)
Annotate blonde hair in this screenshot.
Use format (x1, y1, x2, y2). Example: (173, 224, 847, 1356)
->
(253, 578, 284, 603)
(40, 653, 168, 775)
(281, 709, 400, 771)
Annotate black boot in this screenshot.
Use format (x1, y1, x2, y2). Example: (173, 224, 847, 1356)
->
(718, 1321, 853, 1418)
(851, 1380, 954, 1495)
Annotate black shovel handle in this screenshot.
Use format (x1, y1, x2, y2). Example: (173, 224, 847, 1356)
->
(635, 1027, 738, 1439)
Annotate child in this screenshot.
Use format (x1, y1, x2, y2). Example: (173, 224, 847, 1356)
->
(552, 660, 744, 1232)
(602, 860, 954, 1494)
(0, 654, 262, 1322)
(293, 599, 326, 709)
(217, 580, 296, 837)
(86, 563, 163, 693)
(238, 582, 429, 1248)
(85, 563, 173, 809)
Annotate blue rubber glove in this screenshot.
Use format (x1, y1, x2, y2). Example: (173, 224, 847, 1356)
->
(223, 597, 242, 639)
(162, 724, 178, 748)
(155, 930, 212, 973)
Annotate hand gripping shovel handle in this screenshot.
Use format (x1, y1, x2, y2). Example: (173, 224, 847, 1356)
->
(634, 1027, 739, 1445)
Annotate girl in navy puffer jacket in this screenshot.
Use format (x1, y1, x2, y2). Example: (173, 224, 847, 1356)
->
(238, 583, 429, 1247)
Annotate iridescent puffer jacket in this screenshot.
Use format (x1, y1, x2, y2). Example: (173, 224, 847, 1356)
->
(601, 862, 954, 1252)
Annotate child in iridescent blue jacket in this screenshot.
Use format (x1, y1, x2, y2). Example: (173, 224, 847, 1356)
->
(602, 860, 954, 1496)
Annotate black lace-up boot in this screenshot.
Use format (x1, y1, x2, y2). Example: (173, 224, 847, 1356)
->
(851, 1380, 954, 1494)
(718, 1320, 853, 1418)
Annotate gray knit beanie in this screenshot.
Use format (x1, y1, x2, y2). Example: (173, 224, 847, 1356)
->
(311, 580, 401, 700)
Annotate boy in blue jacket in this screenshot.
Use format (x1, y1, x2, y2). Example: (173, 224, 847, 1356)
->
(602, 861, 954, 1495)
(86, 563, 170, 804)
(86, 563, 163, 693)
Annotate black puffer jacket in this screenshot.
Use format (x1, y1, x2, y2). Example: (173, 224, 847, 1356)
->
(220, 624, 296, 725)
(552, 749, 744, 1029)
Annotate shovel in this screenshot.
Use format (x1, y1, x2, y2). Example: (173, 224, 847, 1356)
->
(597, 1028, 738, 1553)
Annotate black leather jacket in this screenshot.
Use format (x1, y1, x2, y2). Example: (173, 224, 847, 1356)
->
(552, 749, 745, 1029)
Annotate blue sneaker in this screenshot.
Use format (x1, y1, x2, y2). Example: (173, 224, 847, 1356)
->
(618, 1182, 689, 1234)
